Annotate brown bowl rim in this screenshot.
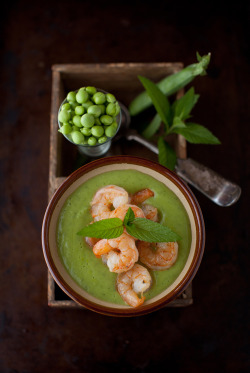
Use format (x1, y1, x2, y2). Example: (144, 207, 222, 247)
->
(42, 155, 205, 317)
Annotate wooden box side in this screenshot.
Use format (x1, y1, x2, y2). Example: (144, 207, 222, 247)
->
(48, 63, 192, 309)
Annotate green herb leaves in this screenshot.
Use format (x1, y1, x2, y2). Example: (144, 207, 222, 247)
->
(129, 53, 220, 171)
(172, 87, 199, 121)
(77, 208, 181, 243)
(126, 217, 181, 242)
(158, 136, 177, 171)
(138, 76, 171, 130)
(172, 123, 220, 144)
(77, 218, 123, 239)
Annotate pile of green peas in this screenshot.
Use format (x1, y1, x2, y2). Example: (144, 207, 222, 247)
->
(58, 86, 121, 146)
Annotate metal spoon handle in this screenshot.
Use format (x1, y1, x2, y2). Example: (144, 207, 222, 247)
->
(126, 130, 241, 206)
(126, 130, 159, 154)
(176, 158, 241, 207)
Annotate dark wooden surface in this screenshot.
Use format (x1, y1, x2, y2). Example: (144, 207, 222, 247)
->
(1, 1, 249, 372)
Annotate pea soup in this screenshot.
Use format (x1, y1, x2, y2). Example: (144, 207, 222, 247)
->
(57, 169, 192, 305)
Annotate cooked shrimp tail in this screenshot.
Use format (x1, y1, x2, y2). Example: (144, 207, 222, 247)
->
(137, 241, 178, 270)
(117, 264, 152, 307)
(85, 236, 100, 247)
(130, 188, 154, 205)
(92, 239, 111, 257)
(141, 204, 158, 222)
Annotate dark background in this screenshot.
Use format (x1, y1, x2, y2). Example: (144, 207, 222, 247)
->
(1, 1, 249, 372)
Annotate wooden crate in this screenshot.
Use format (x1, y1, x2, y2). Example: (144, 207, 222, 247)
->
(48, 63, 193, 309)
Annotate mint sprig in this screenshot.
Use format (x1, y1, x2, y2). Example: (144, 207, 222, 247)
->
(77, 207, 181, 243)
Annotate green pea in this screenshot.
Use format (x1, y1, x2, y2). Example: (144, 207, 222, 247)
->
(100, 115, 113, 125)
(82, 100, 93, 110)
(105, 123, 117, 138)
(61, 103, 71, 111)
(58, 109, 70, 123)
(67, 91, 76, 102)
(80, 127, 92, 136)
(69, 100, 78, 110)
(72, 125, 79, 131)
(93, 92, 106, 104)
(86, 86, 97, 95)
(106, 103, 117, 116)
(106, 93, 116, 103)
(71, 131, 85, 144)
(88, 136, 97, 146)
(98, 104, 106, 114)
(95, 117, 101, 125)
(76, 90, 89, 104)
(98, 136, 108, 144)
(75, 106, 85, 115)
(87, 105, 102, 118)
(72, 115, 82, 127)
(81, 113, 95, 128)
(114, 102, 121, 116)
(111, 120, 118, 130)
(59, 123, 72, 135)
(91, 125, 104, 138)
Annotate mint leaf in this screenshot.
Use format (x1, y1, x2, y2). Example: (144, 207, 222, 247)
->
(126, 218, 181, 242)
(123, 207, 135, 226)
(169, 116, 187, 132)
(138, 75, 171, 129)
(172, 87, 199, 120)
(142, 113, 162, 139)
(173, 122, 221, 144)
(77, 218, 124, 239)
(158, 136, 177, 171)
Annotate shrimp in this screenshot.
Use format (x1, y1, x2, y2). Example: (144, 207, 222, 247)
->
(85, 236, 100, 247)
(93, 233, 138, 273)
(109, 204, 145, 220)
(91, 203, 112, 221)
(117, 264, 152, 307)
(141, 204, 158, 222)
(110, 204, 145, 238)
(130, 188, 154, 205)
(91, 185, 129, 221)
(137, 241, 178, 270)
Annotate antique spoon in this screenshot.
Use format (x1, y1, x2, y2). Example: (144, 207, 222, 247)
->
(119, 103, 241, 207)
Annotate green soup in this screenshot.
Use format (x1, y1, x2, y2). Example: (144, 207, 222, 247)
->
(57, 169, 192, 305)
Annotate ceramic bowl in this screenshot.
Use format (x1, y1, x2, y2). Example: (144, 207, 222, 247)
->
(42, 156, 205, 317)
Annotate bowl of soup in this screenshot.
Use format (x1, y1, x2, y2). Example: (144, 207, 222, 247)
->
(42, 156, 205, 317)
